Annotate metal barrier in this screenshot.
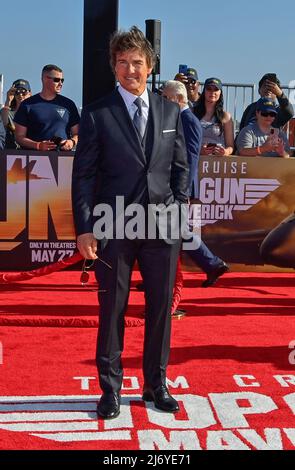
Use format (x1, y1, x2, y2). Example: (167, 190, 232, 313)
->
(199, 82, 255, 135)
(148, 80, 255, 134)
(149, 80, 295, 139)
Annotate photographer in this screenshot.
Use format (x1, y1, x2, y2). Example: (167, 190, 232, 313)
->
(174, 67, 201, 108)
(239, 73, 294, 131)
(14, 64, 80, 151)
(0, 79, 31, 149)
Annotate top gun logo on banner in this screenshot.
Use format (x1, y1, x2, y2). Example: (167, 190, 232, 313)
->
(0, 151, 295, 271)
(198, 176, 280, 226)
(189, 157, 295, 267)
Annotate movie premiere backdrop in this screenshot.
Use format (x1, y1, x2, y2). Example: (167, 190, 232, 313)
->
(0, 151, 294, 271)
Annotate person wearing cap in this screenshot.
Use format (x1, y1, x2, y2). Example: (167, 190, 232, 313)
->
(236, 97, 290, 158)
(0, 79, 31, 149)
(239, 73, 294, 131)
(194, 77, 234, 156)
(14, 64, 80, 152)
(174, 67, 201, 107)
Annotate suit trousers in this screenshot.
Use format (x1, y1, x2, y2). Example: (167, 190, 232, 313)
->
(95, 237, 182, 393)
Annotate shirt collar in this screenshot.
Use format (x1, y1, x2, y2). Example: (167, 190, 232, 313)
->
(118, 85, 149, 111)
(181, 105, 190, 113)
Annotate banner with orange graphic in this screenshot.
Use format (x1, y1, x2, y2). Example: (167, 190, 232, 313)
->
(0, 151, 76, 270)
(0, 151, 294, 271)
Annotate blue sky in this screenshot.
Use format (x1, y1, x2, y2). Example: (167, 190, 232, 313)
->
(0, 0, 294, 109)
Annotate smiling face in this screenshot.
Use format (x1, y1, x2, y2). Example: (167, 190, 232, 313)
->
(115, 49, 153, 96)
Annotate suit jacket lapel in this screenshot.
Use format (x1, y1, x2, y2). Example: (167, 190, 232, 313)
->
(148, 90, 163, 168)
(109, 89, 146, 165)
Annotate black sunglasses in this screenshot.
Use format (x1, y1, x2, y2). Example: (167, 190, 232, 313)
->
(15, 89, 29, 95)
(260, 111, 276, 118)
(47, 76, 64, 84)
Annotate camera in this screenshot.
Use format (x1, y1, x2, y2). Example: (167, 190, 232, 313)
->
(179, 64, 188, 75)
(51, 136, 63, 146)
(51, 136, 65, 150)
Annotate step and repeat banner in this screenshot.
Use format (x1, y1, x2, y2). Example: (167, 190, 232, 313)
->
(0, 150, 294, 271)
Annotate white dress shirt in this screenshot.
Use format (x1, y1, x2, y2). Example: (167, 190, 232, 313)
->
(118, 85, 149, 127)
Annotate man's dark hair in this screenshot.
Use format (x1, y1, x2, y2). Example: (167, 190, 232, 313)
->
(42, 64, 63, 75)
(259, 73, 281, 90)
(109, 26, 155, 72)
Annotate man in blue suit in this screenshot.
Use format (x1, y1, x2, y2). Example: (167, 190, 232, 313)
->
(72, 28, 189, 419)
(162, 81, 229, 286)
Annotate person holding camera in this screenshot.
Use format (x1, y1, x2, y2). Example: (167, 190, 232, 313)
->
(14, 64, 80, 151)
(239, 73, 294, 131)
(174, 67, 201, 108)
(194, 77, 234, 156)
(236, 97, 290, 158)
(0, 79, 31, 149)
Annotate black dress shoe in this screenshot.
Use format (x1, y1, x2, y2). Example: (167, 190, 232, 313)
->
(202, 262, 229, 287)
(97, 392, 120, 419)
(142, 385, 179, 412)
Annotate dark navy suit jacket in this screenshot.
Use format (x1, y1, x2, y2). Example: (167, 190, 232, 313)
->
(72, 89, 189, 239)
(181, 108, 202, 198)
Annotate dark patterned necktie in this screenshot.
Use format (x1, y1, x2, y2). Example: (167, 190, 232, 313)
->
(133, 97, 145, 140)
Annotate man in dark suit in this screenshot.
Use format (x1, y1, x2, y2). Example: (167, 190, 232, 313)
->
(162, 81, 229, 286)
(72, 27, 189, 419)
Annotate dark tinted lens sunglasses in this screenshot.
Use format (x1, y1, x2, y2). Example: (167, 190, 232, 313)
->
(15, 89, 29, 95)
(47, 76, 64, 83)
(261, 111, 276, 118)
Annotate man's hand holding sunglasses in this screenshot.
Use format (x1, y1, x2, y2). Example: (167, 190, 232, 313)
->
(77, 233, 98, 260)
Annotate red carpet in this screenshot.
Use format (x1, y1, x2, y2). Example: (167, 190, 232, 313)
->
(1, 270, 295, 450)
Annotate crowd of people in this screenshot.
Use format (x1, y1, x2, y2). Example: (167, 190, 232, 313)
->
(174, 70, 294, 158)
(0, 65, 80, 151)
(1, 63, 294, 159)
